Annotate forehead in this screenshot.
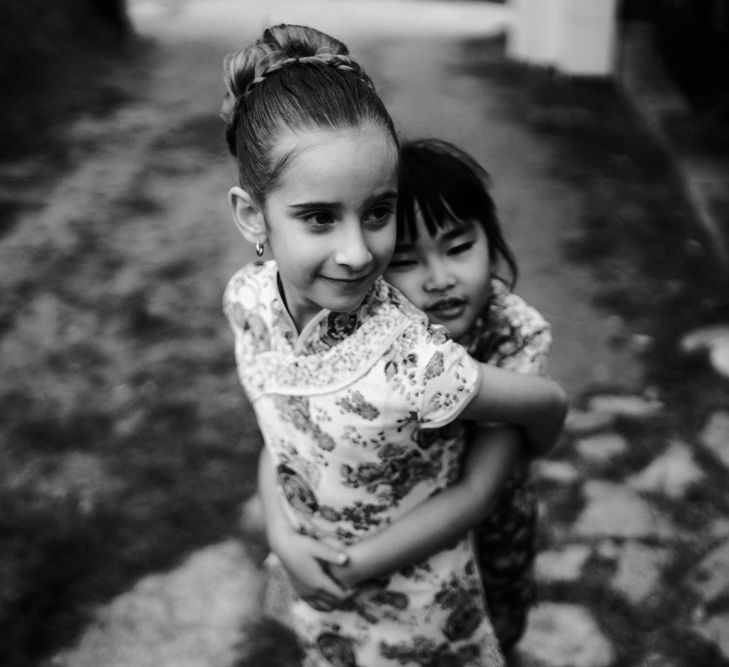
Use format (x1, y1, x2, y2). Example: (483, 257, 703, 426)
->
(269, 124, 399, 198)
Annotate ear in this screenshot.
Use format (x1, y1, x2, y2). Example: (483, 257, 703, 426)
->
(229, 186, 267, 245)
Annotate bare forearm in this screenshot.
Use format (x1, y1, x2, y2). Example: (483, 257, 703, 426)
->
(257, 447, 291, 551)
(462, 364, 568, 456)
(330, 426, 523, 588)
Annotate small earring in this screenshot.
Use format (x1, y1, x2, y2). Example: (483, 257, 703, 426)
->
(255, 241, 264, 257)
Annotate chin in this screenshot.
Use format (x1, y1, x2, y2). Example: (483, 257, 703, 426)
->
(436, 319, 469, 340)
(324, 294, 368, 314)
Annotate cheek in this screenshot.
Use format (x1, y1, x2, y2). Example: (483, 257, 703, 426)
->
(371, 227, 397, 263)
(386, 271, 423, 303)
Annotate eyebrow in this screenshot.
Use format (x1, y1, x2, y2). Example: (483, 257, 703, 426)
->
(288, 190, 398, 211)
(288, 201, 339, 211)
(441, 226, 472, 241)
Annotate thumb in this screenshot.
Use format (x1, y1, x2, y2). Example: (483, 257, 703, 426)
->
(311, 540, 348, 566)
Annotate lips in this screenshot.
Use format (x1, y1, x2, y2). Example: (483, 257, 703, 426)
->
(425, 296, 466, 313)
(326, 276, 367, 283)
(426, 296, 467, 316)
(321, 273, 371, 286)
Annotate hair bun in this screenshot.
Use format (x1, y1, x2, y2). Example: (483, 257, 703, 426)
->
(222, 24, 349, 101)
(220, 24, 352, 154)
(221, 24, 375, 155)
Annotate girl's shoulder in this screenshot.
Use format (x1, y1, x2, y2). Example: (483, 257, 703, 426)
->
(223, 260, 285, 355)
(487, 278, 549, 336)
(469, 278, 552, 371)
(223, 259, 276, 306)
(373, 278, 430, 324)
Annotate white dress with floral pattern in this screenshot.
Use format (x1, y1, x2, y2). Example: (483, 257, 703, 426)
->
(224, 260, 504, 667)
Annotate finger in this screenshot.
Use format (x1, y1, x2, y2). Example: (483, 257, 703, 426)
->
(311, 574, 349, 601)
(304, 597, 335, 612)
(309, 540, 348, 567)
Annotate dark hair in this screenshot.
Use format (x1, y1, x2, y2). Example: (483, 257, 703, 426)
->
(397, 138, 518, 286)
(220, 24, 398, 203)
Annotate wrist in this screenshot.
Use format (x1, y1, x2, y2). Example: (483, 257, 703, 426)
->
(327, 561, 358, 589)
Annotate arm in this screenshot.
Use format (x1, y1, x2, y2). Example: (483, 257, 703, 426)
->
(257, 448, 352, 608)
(328, 424, 525, 588)
(460, 363, 567, 456)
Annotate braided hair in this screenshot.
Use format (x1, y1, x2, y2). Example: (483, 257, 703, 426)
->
(221, 24, 398, 203)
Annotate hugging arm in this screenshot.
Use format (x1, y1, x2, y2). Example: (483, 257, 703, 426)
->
(327, 424, 525, 588)
(259, 365, 565, 596)
(259, 426, 524, 594)
(460, 363, 568, 456)
(257, 447, 351, 609)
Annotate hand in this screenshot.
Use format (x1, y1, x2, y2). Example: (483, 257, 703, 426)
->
(326, 557, 361, 590)
(272, 529, 353, 611)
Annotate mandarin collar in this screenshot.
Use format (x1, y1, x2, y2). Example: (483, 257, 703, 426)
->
(273, 267, 377, 354)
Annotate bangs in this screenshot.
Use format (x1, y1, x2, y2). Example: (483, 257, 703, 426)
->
(397, 142, 495, 243)
(396, 138, 519, 286)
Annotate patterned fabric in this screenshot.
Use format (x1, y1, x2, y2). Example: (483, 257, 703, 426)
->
(463, 278, 551, 652)
(224, 260, 505, 667)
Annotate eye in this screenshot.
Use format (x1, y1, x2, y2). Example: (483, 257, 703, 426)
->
(388, 255, 418, 270)
(302, 211, 335, 229)
(447, 241, 474, 256)
(365, 205, 394, 227)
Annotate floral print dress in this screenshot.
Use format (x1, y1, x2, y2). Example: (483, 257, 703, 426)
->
(460, 278, 551, 652)
(224, 260, 504, 667)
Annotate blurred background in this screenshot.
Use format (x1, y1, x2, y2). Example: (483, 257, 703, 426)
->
(1, 1, 728, 666)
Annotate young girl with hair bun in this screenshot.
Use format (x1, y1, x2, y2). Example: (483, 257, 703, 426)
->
(221, 24, 566, 666)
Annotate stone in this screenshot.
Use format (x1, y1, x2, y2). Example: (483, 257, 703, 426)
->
(536, 545, 591, 583)
(627, 440, 704, 499)
(611, 542, 669, 604)
(576, 433, 628, 464)
(693, 613, 729, 660)
(699, 411, 729, 469)
(594, 539, 621, 563)
(51, 540, 264, 667)
(573, 481, 675, 540)
(681, 325, 729, 378)
(565, 408, 616, 434)
(519, 602, 614, 667)
(628, 333, 653, 353)
(709, 518, 729, 542)
(680, 324, 729, 354)
(587, 394, 663, 419)
(686, 539, 729, 605)
(534, 460, 581, 485)
(709, 338, 729, 378)
(633, 652, 681, 667)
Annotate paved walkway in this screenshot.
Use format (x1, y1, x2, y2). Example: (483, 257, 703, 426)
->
(49, 395, 729, 667)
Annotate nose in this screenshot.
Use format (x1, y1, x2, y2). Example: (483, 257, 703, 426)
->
(423, 258, 456, 292)
(333, 224, 373, 271)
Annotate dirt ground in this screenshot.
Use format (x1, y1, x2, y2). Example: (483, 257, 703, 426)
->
(2, 2, 729, 665)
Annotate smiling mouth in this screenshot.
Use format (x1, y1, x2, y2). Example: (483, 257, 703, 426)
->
(322, 274, 371, 285)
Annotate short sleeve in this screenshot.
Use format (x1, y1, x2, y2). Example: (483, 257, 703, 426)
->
(486, 284, 552, 377)
(497, 323, 551, 376)
(413, 324, 481, 429)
